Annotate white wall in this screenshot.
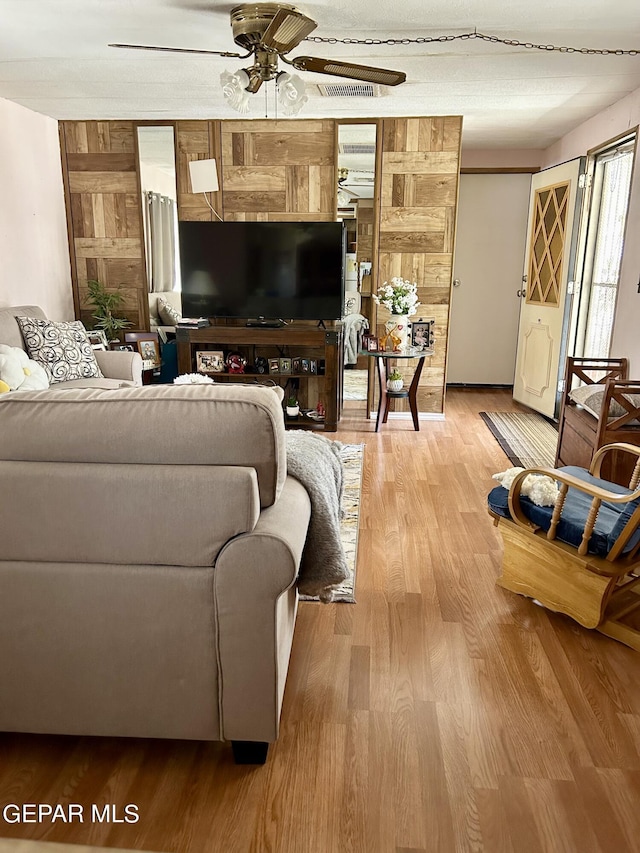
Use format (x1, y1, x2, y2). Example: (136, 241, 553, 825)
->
(0, 97, 72, 320)
(542, 86, 640, 373)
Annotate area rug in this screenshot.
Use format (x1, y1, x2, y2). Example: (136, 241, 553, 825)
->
(480, 411, 557, 468)
(343, 369, 368, 401)
(300, 442, 364, 603)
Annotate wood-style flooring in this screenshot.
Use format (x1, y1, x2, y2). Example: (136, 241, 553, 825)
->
(2, 389, 640, 853)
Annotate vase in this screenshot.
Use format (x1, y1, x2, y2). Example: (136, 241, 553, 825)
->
(387, 377, 404, 392)
(385, 315, 410, 352)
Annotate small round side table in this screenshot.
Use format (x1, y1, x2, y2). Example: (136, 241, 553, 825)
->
(361, 349, 428, 432)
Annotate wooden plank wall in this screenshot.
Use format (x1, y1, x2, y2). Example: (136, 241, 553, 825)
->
(219, 120, 335, 221)
(60, 121, 148, 330)
(175, 121, 222, 221)
(377, 116, 462, 414)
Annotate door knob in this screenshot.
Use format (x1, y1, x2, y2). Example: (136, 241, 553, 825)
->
(453, 279, 461, 287)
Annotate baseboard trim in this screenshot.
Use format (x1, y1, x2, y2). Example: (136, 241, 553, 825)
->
(447, 383, 514, 389)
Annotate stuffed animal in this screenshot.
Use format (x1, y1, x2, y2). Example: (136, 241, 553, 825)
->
(492, 466, 560, 507)
(0, 344, 49, 394)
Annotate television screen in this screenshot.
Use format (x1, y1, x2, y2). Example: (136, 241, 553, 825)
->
(179, 221, 345, 321)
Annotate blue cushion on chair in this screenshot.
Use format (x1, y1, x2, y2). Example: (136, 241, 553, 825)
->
(488, 466, 640, 557)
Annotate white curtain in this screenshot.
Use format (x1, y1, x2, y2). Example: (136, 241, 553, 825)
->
(143, 191, 178, 293)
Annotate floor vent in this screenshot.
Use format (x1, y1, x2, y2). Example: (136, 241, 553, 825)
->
(316, 82, 381, 98)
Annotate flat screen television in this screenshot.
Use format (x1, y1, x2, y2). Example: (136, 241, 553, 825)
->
(179, 221, 345, 321)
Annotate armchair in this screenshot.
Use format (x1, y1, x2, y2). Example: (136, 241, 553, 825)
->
(488, 443, 640, 650)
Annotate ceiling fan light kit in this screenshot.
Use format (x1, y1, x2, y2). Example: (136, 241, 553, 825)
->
(109, 2, 407, 116)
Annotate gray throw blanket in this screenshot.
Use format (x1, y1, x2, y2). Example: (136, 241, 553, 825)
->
(343, 312, 369, 366)
(286, 431, 348, 602)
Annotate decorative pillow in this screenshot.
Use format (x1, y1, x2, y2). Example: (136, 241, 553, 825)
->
(16, 317, 104, 384)
(569, 383, 640, 420)
(157, 296, 182, 326)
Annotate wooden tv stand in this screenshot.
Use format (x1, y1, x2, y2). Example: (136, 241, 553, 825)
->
(176, 323, 343, 432)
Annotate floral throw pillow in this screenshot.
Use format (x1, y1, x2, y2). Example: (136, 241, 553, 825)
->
(16, 317, 104, 384)
(157, 296, 182, 326)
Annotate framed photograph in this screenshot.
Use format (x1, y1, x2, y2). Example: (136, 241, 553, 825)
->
(280, 357, 292, 374)
(301, 358, 310, 373)
(87, 329, 108, 350)
(118, 344, 134, 352)
(309, 359, 317, 375)
(367, 336, 380, 352)
(137, 339, 161, 368)
(269, 358, 280, 374)
(411, 319, 435, 352)
(197, 350, 225, 373)
(292, 358, 301, 374)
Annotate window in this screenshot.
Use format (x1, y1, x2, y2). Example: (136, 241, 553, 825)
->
(577, 137, 635, 358)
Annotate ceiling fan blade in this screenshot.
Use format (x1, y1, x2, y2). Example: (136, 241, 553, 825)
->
(292, 56, 406, 86)
(261, 8, 317, 53)
(108, 43, 245, 58)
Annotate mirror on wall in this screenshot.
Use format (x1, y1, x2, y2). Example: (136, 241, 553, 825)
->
(137, 125, 181, 333)
(337, 123, 377, 406)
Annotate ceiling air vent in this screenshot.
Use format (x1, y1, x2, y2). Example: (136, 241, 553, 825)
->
(316, 82, 381, 98)
(339, 144, 377, 155)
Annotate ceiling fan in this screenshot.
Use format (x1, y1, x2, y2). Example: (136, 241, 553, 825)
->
(109, 3, 406, 113)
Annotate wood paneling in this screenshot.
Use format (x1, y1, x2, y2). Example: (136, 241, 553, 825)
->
(175, 120, 223, 222)
(220, 120, 336, 221)
(60, 120, 148, 330)
(376, 116, 462, 414)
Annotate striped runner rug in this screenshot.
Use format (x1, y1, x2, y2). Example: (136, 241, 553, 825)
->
(480, 411, 558, 468)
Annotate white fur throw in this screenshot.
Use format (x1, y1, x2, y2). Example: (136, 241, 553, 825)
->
(493, 467, 559, 507)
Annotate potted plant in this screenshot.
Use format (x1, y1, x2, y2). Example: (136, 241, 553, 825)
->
(86, 279, 132, 343)
(387, 369, 404, 392)
(286, 396, 300, 417)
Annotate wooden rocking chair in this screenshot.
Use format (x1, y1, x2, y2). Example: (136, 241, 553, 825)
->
(488, 443, 640, 650)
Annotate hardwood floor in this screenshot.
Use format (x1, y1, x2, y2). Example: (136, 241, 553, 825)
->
(3, 389, 640, 852)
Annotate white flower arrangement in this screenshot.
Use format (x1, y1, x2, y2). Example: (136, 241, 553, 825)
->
(372, 277, 420, 317)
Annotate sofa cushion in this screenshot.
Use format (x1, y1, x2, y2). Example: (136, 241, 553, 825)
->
(16, 316, 104, 384)
(488, 465, 640, 556)
(0, 305, 47, 350)
(569, 383, 640, 421)
(0, 383, 287, 508)
(157, 295, 182, 325)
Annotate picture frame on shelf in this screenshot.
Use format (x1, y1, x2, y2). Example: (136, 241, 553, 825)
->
(196, 350, 225, 373)
(309, 359, 317, 375)
(410, 319, 435, 352)
(137, 339, 161, 369)
(301, 359, 310, 373)
(292, 358, 301, 374)
(367, 336, 380, 352)
(269, 358, 280, 374)
(279, 357, 292, 375)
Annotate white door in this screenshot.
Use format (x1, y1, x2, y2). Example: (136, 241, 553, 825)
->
(448, 174, 531, 384)
(513, 159, 584, 417)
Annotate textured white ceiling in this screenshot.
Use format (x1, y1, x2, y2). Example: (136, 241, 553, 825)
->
(1, 0, 639, 148)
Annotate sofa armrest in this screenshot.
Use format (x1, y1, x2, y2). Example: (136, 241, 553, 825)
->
(214, 476, 311, 742)
(94, 350, 143, 385)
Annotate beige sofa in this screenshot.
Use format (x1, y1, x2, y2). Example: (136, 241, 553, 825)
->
(0, 384, 311, 764)
(0, 305, 142, 388)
